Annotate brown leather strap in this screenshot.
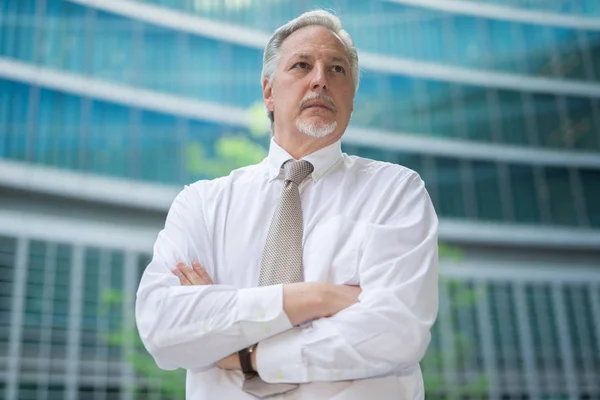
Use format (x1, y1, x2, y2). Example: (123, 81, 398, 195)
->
(238, 344, 257, 378)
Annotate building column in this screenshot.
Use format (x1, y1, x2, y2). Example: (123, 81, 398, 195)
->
(5, 237, 29, 400)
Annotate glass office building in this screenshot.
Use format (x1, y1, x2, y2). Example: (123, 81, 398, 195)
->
(0, 0, 599, 398)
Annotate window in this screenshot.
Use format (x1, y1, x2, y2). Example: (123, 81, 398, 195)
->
(424, 80, 463, 140)
(0, 236, 16, 359)
(508, 165, 542, 224)
(0, 0, 36, 62)
(564, 284, 600, 389)
(526, 284, 567, 394)
(488, 283, 526, 391)
(533, 94, 564, 149)
(544, 167, 579, 226)
(495, 90, 531, 146)
(461, 85, 495, 142)
(471, 161, 504, 221)
(448, 281, 484, 386)
(432, 157, 467, 218)
(562, 97, 600, 151)
(139, 110, 179, 183)
(88, 99, 130, 178)
(579, 168, 600, 227)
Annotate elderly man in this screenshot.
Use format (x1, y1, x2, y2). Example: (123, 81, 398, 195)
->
(135, 10, 438, 400)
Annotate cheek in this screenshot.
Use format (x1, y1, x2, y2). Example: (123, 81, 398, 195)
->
(333, 84, 354, 112)
(337, 95, 354, 118)
(273, 82, 302, 111)
(281, 92, 305, 115)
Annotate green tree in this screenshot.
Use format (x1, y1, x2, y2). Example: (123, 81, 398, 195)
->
(101, 289, 186, 399)
(184, 100, 271, 181)
(421, 244, 489, 399)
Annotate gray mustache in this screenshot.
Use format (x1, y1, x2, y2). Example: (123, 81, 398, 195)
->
(299, 94, 337, 113)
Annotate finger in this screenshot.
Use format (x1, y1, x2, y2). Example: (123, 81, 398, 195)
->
(193, 261, 214, 284)
(177, 262, 205, 285)
(191, 261, 210, 285)
(179, 273, 190, 286)
(172, 264, 192, 286)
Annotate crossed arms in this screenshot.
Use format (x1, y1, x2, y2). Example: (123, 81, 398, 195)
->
(171, 262, 362, 371)
(135, 173, 438, 383)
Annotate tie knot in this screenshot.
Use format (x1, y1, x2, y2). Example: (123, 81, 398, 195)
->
(283, 160, 314, 185)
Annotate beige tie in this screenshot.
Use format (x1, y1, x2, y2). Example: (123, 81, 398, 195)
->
(242, 159, 314, 398)
(259, 159, 314, 285)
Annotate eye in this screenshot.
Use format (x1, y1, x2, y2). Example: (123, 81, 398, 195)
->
(293, 61, 310, 69)
(333, 65, 345, 74)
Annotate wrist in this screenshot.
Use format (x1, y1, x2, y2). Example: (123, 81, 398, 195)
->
(312, 282, 332, 318)
(283, 282, 331, 326)
(238, 344, 258, 376)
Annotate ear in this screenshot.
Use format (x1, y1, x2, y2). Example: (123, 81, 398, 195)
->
(262, 77, 274, 112)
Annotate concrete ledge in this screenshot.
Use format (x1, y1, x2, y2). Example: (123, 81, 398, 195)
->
(2, 160, 600, 250)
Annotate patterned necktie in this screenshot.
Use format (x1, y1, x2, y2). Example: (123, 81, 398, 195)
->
(242, 159, 314, 398)
(259, 159, 314, 286)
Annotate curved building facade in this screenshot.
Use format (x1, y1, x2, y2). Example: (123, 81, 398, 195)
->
(0, 0, 599, 398)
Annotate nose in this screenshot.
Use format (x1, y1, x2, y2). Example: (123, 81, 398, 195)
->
(310, 63, 328, 92)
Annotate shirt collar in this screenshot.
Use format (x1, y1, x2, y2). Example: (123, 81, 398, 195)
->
(267, 138, 343, 182)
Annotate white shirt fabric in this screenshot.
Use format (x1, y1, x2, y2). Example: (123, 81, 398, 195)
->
(135, 138, 439, 400)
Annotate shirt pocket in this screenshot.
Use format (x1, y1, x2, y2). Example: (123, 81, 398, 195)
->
(303, 215, 366, 285)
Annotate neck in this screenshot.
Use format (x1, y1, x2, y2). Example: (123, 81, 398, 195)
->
(273, 129, 339, 159)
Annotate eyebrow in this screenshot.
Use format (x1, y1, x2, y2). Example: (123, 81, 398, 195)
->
(331, 56, 349, 65)
(290, 53, 311, 60)
(289, 53, 349, 64)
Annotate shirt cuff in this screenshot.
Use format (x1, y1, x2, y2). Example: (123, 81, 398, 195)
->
(256, 326, 307, 383)
(237, 285, 293, 342)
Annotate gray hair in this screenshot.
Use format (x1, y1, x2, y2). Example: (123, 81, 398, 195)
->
(261, 10, 360, 127)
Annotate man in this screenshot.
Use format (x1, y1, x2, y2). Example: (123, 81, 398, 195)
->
(136, 10, 438, 399)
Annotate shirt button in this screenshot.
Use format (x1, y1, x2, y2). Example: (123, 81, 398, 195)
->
(276, 371, 285, 379)
(258, 311, 265, 319)
(264, 326, 271, 334)
(334, 371, 342, 379)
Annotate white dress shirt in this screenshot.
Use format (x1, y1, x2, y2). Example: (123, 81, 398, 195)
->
(135, 138, 439, 399)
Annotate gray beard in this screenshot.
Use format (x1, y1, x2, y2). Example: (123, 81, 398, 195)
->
(296, 119, 337, 138)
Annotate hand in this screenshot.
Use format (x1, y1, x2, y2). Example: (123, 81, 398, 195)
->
(320, 283, 362, 317)
(215, 352, 241, 370)
(171, 262, 241, 370)
(282, 282, 362, 326)
(172, 261, 213, 285)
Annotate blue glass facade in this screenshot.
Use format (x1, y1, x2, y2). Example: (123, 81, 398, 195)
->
(441, 0, 600, 16)
(138, 0, 600, 80)
(1, 0, 599, 228)
(1, 75, 598, 226)
(1, 1, 600, 151)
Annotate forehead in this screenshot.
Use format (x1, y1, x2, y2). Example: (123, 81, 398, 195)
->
(279, 25, 349, 60)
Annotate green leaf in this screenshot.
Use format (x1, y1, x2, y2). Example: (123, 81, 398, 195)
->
(185, 142, 207, 173)
(466, 375, 489, 395)
(247, 100, 271, 138)
(102, 289, 125, 306)
(102, 331, 127, 346)
(185, 136, 268, 179)
(438, 243, 464, 261)
(98, 289, 125, 315)
(423, 374, 446, 391)
(452, 288, 480, 307)
(215, 135, 267, 167)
